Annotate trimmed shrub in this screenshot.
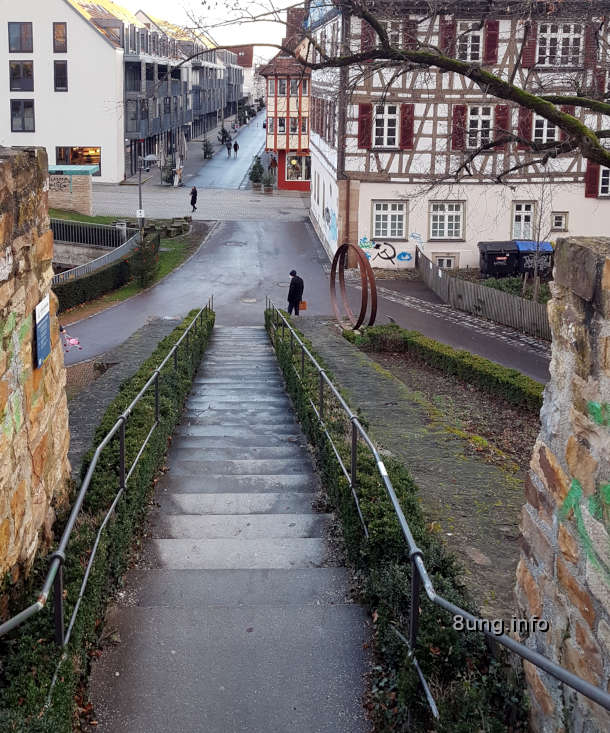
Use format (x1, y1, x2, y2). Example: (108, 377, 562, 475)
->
(265, 310, 528, 732)
(344, 323, 543, 412)
(53, 255, 134, 313)
(130, 232, 160, 287)
(0, 308, 215, 732)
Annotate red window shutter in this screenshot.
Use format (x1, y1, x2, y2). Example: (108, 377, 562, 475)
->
(594, 68, 606, 96)
(483, 20, 499, 65)
(584, 161, 600, 198)
(361, 20, 375, 53)
(517, 107, 533, 149)
(451, 105, 467, 151)
(584, 24, 597, 68)
(403, 19, 417, 50)
(559, 105, 575, 142)
(399, 104, 414, 149)
(439, 17, 456, 55)
(494, 105, 510, 149)
(521, 21, 537, 68)
(357, 103, 373, 148)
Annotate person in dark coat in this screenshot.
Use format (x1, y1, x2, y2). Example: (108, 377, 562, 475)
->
(226, 140, 232, 157)
(190, 186, 197, 212)
(287, 269, 304, 315)
(233, 141, 239, 158)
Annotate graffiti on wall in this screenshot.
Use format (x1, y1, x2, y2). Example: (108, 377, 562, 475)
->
(49, 176, 70, 192)
(409, 232, 423, 246)
(359, 236, 412, 265)
(324, 207, 338, 244)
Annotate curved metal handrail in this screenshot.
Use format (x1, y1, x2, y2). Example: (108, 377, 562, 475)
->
(265, 298, 610, 716)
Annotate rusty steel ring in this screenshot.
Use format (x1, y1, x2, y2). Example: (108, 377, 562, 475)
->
(330, 243, 377, 330)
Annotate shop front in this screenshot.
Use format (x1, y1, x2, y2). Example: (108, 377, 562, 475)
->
(277, 150, 311, 191)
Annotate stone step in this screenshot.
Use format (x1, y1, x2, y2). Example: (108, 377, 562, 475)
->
(150, 537, 327, 569)
(187, 393, 289, 404)
(191, 377, 280, 386)
(171, 425, 300, 438)
(168, 458, 313, 476)
(185, 400, 292, 412)
(90, 604, 368, 733)
(171, 432, 301, 447)
(158, 473, 317, 493)
(189, 385, 287, 395)
(151, 513, 331, 539)
(195, 368, 281, 377)
(116, 568, 352, 607)
(158, 492, 317, 515)
(166, 445, 306, 462)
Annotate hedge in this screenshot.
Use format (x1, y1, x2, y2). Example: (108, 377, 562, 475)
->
(0, 307, 215, 732)
(344, 323, 544, 412)
(53, 255, 133, 313)
(265, 310, 528, 732)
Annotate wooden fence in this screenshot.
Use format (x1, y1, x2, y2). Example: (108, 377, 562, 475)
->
(414, 248, 551, 341)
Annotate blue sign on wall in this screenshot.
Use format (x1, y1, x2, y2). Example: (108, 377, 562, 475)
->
(35, 295, 51, 369)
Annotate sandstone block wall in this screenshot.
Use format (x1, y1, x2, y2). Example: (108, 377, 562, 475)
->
(516, 237, 610, 732)
(0, 147, 71, 587)
(48, 174, 93, 216)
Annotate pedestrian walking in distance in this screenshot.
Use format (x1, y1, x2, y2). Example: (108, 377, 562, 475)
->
(269, 155, 278, 179)
(233, 141, 239, 158)
(190, 186, 197, 212)
(287, 270, 304, 316)
(226, 140, 232, 157)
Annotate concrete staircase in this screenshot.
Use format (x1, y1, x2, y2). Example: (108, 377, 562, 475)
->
(90, 326, 368, 732)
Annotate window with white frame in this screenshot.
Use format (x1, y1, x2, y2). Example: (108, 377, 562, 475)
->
(267, 117, 274, 133)
(430, 202, 464, 239)
(457, 22, 481, 62)
(512, 202, 535, 239)
(277, 117, 286, 133)
(537, 23, 583, 66)
(289, 117, 298, 134)
(374, 104, 398, 147)
(533, 114, 557, 143)
(467, 106, 492, 149)
(600, 168, 610, 195)
(289, 78, 299, 96)
(551, 212, 568, 231)
(301, 79, 308, 96)
(268, 78, 274, 95)
(372, 201, 407, 239)
(381, 20, 401, 46)
(435, 255, 457, 269)
(278, 78, 287, 96)
(301, 117, 308, 133)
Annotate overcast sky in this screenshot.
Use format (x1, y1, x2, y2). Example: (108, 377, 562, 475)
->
(118, 0, 295, 60)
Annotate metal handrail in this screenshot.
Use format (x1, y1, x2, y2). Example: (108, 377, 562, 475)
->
(0, 299, 213, 646)
(51, 231, 141, 286)
(51, 218, 138, 248)
(265, 298, 610, 715)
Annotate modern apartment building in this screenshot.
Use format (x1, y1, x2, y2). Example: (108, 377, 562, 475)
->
(1, 0, 244, 182)
(306, 2, 610, 269)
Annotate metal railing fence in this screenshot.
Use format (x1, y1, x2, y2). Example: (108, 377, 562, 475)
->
(50, 219, 137, 249)
(0, 300, 213, 647)
(265, 298, 610, 717)
(415, 248, 551, 341)
(51, 231, 140, 286)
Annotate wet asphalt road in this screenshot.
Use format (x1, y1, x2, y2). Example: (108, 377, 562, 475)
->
(64, 219, 332, 364)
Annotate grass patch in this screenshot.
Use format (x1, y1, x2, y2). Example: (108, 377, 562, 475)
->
(265, 309, 528, 732)
(344, 323, 544, 413)
(0, 308, 215, 732)
(49, 208, 117, 226)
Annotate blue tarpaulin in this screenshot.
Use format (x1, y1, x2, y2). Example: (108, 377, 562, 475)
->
(514, 240, 554, 253)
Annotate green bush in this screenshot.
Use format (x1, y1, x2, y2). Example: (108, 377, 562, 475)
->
(265, 310, 528, 732)
(480, 276, 552, 304)
(344, 323, 543, 413)
(130, 232, 160, 287)
(53, 254, 134, 313)
(0, 308, 215, 731)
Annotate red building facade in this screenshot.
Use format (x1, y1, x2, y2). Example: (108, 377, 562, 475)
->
(260, 56, 311, 192)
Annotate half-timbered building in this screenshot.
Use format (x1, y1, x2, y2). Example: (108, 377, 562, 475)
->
(307, 1, 610, 268)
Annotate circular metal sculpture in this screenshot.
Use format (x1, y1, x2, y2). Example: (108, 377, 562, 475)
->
(330, 243, 377, 330)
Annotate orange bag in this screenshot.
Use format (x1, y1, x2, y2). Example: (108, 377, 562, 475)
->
(299, 301, 307, 310)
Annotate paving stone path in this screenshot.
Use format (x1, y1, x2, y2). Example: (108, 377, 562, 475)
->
(89, 326, 369, 732)
(295, 317, 525, 621)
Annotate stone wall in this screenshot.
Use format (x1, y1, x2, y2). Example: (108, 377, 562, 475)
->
(0, 147, 71, 589)
(48, 173, 93, 216)
(516, 237, 610, 732)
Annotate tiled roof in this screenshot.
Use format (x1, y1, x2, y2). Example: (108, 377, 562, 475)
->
(67, 0, 143, 27)
(138, 11, 215, 49)
(259, 54, 310, 77)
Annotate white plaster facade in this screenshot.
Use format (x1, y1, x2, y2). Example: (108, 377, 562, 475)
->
(0, 0, 125, 182)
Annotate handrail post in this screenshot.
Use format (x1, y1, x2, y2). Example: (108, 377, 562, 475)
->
(301, 344, 305, 379)
(154, 371, 160, 423)
(119, 418, 126, 491)
(52, 554, 65, 647)
(290, 331, 294, 358)
(281, 320, 285, 340)
(409, 557, 422, 652)
(351, 420, 357, 491)
(319, 371, 324, 420)
(173, 345, 178, 371)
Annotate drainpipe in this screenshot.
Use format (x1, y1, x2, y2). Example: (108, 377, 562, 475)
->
(338, 6, 354, 262)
